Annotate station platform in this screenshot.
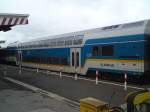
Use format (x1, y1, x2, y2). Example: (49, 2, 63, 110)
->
(0, 64, 149, 108)
(0, 71, 79, 112)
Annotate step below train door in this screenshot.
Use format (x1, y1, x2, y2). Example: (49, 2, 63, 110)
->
(70, 48, 81, 73)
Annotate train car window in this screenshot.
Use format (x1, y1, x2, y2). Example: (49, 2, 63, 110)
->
(51, 57, 54, 64)
(38, 57, 41, 63)
(57, 41, 64, 46)
(47, 57, 51, 64)
(76, 52, 79, 67)
(34, 57, 37, 63)
(36, 43, 39, 48)
(73, 39, 83, 45)
(44, 42, 48, 48)
(50, 57, 54, 64)
(53, 57, 59, 65)
(58, 57, 61, 64)
(42, 42, 45, 47)
(102, 45, 114, 56)
(99, 46, 102, 56)
(33, 57, 36, 62)
(53, 57, 56, 64)
(31, 57, 34, 62)
(44, 57, 47, 64)
(61, 57, 68, 65)
(92, 46, 99, 56)
(36, 58, 38, 63)
(72, 52, 74, 66)
(65, 40, 72, 46)
(39, 57, 42, 63)
(51, 42, 56, 47)
(41, 57, 44, 64)
(35, 57, 38, 63)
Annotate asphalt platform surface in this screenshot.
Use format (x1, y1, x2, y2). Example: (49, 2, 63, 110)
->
(0, 64, 149, 107)
(0, 67, 79, 112)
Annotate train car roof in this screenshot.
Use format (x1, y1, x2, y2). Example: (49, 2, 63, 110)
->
(25, 19, 150, 41)
(8, 19, 150, 47)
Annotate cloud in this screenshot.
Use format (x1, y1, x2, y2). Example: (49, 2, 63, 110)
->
(0, 0, 150, 47)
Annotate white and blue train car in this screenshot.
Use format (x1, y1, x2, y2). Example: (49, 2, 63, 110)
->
(6, 20, 150, 83)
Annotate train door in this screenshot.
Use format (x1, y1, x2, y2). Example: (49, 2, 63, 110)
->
(16, 50, 22, 65)
(16, 50, 19, 65)
(70, 48, 81, 71)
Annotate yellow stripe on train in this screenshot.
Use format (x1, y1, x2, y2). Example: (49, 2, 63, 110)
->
(86, 58, 144, 63)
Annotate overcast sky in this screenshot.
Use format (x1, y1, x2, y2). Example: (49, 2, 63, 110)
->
(0, 0, 150, 47)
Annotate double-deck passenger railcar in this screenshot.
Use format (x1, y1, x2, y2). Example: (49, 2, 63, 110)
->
(6, 20, 150, 83)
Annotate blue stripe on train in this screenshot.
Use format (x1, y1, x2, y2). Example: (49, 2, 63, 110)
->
(85, 34, 145, 45)
(22, 48, 70, 57)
